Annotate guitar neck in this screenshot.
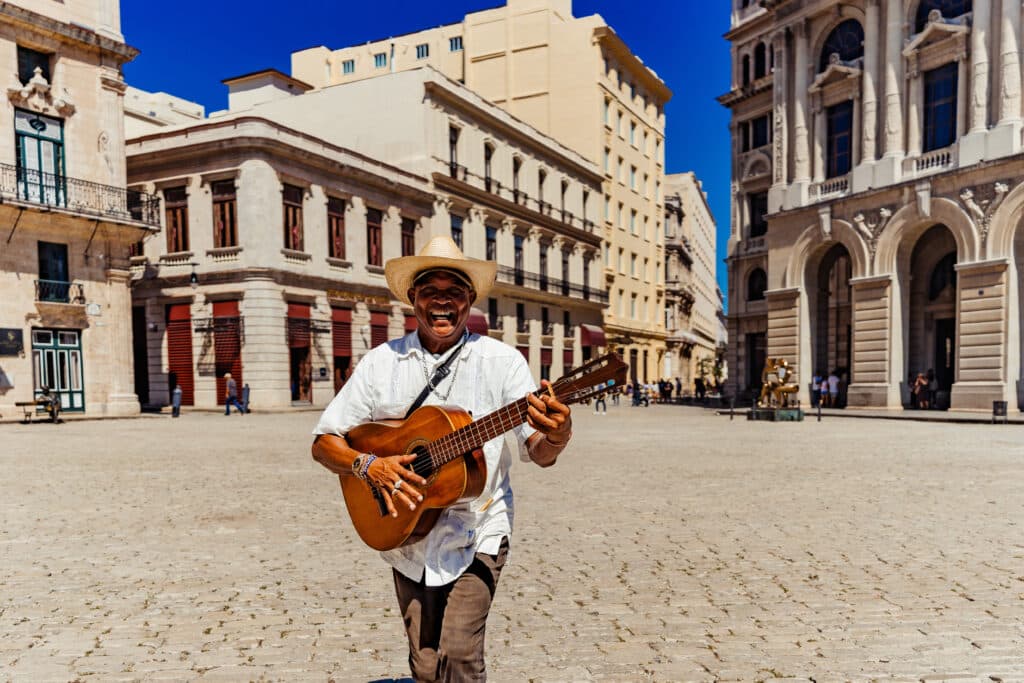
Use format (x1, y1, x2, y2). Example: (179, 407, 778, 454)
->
(427, 394, 535, 467)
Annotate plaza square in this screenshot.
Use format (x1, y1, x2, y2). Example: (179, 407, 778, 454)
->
(3, 405, 1023, 681)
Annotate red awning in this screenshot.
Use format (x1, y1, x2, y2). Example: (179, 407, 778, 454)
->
(580, 323, 606, 347)
(467, 307, 488, 336)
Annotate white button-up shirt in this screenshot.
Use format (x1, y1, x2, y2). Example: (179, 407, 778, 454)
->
(313, 331, 537, 586)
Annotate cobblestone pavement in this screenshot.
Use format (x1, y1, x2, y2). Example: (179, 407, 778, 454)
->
(2, 405, 1023, 682)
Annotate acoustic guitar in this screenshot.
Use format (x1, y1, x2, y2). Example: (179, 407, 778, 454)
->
(340, 352, 628, 551)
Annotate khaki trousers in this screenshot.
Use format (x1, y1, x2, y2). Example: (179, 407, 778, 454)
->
(392, 538, 509, 683)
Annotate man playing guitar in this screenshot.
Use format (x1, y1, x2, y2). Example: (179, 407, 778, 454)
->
(311, 235, 573, 682)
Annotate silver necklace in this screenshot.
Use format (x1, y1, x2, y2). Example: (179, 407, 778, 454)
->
(419, 344, 465, 402)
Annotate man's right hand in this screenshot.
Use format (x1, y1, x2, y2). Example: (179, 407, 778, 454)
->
(365, 454, 426, 518)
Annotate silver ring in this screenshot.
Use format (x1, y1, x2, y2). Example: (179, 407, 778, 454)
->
(392, 480, 402, 493)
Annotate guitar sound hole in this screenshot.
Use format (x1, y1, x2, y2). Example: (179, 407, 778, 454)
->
(410, 445, 434, 478)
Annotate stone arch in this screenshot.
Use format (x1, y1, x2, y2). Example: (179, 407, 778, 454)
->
(811, 7, 867, 73)
(741, 150, 772, 181)
(783, 219, 870, 290)
(986, 181, 1024, 260)
(874, 197, 979, 275)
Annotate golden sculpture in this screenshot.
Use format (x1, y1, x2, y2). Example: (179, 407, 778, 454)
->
(757, 357, 800, 408)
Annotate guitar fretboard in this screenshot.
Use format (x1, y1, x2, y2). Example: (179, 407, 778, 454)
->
(421, 393, 540, 472)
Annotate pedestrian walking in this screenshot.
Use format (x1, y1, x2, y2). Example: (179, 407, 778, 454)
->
(593, 387, 607, 414)
(171, 384, 182, 418)
(242, 383, 251, 414)
(224, 373, 245, 415)
(827, 370, 840, 408)
(811, 370, 822, 408)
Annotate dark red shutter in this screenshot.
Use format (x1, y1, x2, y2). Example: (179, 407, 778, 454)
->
(563, 348, 574, 371)
(541, 348, 552, 365)
(371, 311, 389, 348)
(404, 314, 418, 333)
(517, 345, 529, 360)
(213, 300, 242, 406)
(166, 303, 194, 406)
(332, 307, 352, 355)
(288, 302, 311, 348)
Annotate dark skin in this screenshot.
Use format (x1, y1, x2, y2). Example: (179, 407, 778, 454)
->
(312, 271, 572, 518)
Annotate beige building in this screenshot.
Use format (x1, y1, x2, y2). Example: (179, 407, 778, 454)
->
(291, 0, 671, 383)
(721, 0, 1024, 411)
(126, 67, 604, 411)
(0, 1, 160, 419)
(664, 172, 724, 391)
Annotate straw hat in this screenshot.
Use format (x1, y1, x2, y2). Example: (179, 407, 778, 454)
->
(384, 235, 496, 306)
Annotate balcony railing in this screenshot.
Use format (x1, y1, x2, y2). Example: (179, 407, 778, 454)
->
(35, 279, 84, 304)
(1, 163, 161, 226)
(542, 321, 555, 336)
(516, 318, 530, 333)
(810, 175, 849, 199)
(496, 265, 609, 304)
(449, 162, 468, 181)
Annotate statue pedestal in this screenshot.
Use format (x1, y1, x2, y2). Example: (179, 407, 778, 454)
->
(748, 407, 805, 422)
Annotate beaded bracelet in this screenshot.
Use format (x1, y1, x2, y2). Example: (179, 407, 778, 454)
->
(358, 453, 377, 480)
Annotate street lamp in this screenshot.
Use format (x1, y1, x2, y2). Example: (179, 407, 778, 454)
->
(189, 263, 199, 289)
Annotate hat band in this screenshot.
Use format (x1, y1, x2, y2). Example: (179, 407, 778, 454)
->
(412, 267, 474, 290)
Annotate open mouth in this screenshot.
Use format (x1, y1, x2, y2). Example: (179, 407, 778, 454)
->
(429, 311, 456, 325)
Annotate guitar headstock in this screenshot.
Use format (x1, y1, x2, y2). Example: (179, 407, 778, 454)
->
(549, 352, 629, 407)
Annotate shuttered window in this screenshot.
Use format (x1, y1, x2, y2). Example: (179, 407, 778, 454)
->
(370, 311, 389, 348)
(166, 303, 194, 405)
(213, 300, 242, 405)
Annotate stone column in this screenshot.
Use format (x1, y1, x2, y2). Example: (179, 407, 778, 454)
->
(997, 0, 1021, 125)
(104, 267, 141, 415)
(990, 0, 1023, 156)
(878, 0, 904, 184)
(906, 57, 923, 157)
(812, 97, 826, 183)
(860, 0, 880, 162)
(968, 0, 990, 133)
(768, 29, 788, 213)
(792, 20, 810, 184)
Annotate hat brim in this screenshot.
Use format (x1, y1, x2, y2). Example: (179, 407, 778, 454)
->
(385, 254, 496, 306)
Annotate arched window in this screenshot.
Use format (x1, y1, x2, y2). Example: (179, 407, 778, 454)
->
(742, 55, 751, 86)
(753, 43, 767, 79)
(915, 0, 972, 33)
(747, 268, 768, 301)
(818, 20, 864, 73)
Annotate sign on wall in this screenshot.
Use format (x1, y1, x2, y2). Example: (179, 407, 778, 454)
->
(0, 329, 23, 356)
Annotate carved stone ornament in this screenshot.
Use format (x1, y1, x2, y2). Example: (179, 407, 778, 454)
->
(7, 67, 76, 117)
(500, 217, 517, 233)
(469, 206, 488, 225)
(851, 206, 894, 257)
(433, 194, 453, 211)
(958, 182, 1012, 247)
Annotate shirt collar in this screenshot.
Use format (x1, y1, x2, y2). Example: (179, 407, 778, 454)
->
(396, 329, 476, 361)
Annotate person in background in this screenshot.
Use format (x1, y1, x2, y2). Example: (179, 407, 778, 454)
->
(172, 384, 182, 418)
(827, 370, 840, 408)
(224, 373, 245, 416)
(811, 370, 822, 409)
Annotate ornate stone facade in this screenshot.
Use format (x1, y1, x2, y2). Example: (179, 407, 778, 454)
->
(721, 0, 1024, 411)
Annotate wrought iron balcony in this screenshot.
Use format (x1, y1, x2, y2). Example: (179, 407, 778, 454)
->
(516, 319, 530, 333)
(1, 163, 161, 226)
(496, 265, 608, 305)
(542, 321, 555, 336)
(35, 279, 84, 304)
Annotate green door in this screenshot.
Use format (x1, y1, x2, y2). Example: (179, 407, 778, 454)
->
(32, 328, 84, 412)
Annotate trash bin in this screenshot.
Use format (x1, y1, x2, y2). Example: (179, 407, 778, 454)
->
(992, 400, 1008, 424)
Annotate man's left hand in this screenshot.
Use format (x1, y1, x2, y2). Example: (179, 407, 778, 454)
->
(526, 380, 572, 444)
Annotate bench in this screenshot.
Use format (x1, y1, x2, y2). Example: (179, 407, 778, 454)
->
(14, 399, 59, 423)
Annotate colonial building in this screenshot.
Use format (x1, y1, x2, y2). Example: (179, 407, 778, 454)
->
(0, 1, 160, 418)
(291, 0, 671, 383)
(721, 0, 1024, 411)
(126, 67, 604, 411)
(664, 172, 724, 390)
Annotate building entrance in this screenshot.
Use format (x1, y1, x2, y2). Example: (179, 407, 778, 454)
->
(31, 328, 84, 411)
(934, 318, 955, 393)
(746, 332, 766, 395)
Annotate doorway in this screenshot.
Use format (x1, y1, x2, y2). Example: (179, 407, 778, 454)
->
(31, 328, 84, 411)
(746, 332, 766, 394)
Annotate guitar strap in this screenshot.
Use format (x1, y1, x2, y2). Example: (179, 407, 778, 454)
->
(404, 333, 469, 419)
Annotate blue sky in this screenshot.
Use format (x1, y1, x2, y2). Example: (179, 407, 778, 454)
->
(122, 1, 733, 299)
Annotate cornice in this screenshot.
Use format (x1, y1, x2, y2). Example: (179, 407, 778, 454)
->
(0, 3, 138, 62)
